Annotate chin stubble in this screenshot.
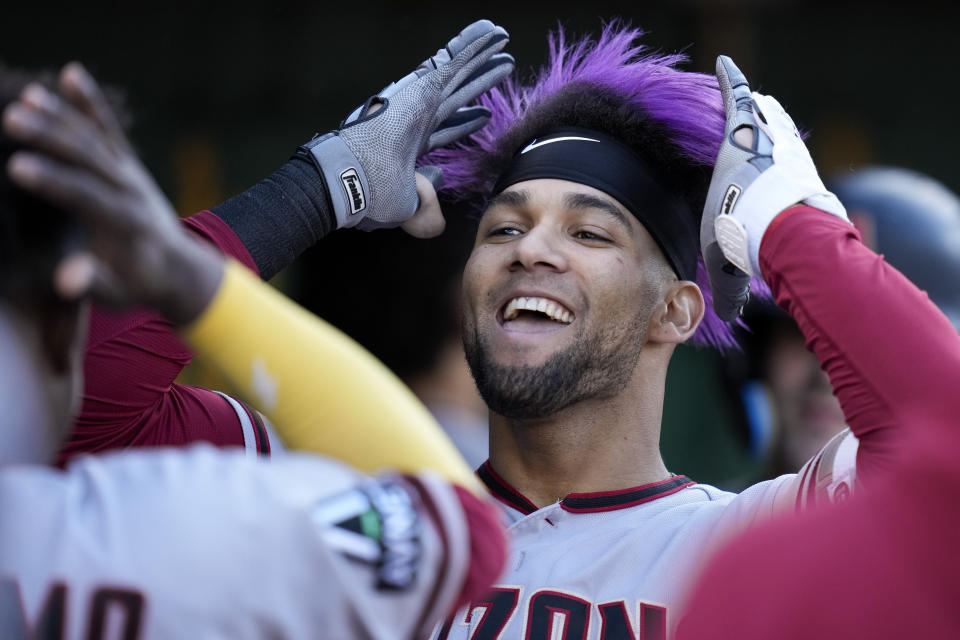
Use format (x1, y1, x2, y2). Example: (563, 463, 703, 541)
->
(463, 314, 649, 420)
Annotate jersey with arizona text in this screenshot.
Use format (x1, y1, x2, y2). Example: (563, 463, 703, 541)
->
(433, 434, 858, 640)
(0, 444, 488, 640)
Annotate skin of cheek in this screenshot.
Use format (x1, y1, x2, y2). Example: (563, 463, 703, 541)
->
(585, 254, 650, 343)
(462, 177, 667, 366)
(462, 240, 656, 367)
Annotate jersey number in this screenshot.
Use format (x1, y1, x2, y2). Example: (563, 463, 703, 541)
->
(1, 579, 144, 640)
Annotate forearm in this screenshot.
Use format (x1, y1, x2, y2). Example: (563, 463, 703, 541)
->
(211, 155, 336, 280)
(183, 260, 480, 492)
(183, 210, 260, 274)
(760, 206, 960, 478)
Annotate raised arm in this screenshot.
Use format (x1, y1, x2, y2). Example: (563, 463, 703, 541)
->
(3, 62, 481, 491)
(679, 57, 960, 639)
(38, 21, 514, 463)
(210, 19, 514, 279)
(64, 214, 264, 465)
(701, 56, 960, 502)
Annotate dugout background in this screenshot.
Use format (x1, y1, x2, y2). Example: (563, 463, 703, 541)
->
(5, 0, 957, 486)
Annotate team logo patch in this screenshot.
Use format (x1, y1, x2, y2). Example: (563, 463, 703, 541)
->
(340, 168, 366, 215)
(313, 478, 422, 590)
(722, 184, 742, 215)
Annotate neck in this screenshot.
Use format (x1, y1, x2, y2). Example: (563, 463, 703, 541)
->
(487, 346, 672, 508)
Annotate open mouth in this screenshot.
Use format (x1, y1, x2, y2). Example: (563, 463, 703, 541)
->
(500, 296, 575, 328)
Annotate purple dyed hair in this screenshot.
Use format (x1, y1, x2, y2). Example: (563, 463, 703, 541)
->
(422, 21, 768, 349)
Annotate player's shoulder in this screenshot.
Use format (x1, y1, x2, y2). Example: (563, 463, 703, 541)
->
(645, 481, 744, 525)
(1, 445, 363, 578)
(633, 479, 739, 512)
(75, 443, 355, 500)
(6, 444, 359, 528)
(675, 481, 736, 502)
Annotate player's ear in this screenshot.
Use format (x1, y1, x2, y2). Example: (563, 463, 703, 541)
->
(647, 280, 704, 344)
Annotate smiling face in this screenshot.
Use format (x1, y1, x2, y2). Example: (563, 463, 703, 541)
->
(462, 178, 678, 419)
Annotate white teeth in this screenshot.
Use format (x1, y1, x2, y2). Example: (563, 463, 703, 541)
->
(503, 297, 574, 324)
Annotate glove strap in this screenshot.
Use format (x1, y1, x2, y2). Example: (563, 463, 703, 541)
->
(299, 133, 371, 229)
(721, 164, 848, 276)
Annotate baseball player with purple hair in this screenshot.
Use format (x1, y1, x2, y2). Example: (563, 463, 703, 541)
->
(33, 19, 922, 639)
(411, 24, 865, 639)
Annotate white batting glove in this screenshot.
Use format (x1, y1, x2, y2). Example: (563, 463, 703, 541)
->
(701, 55, 848, 316)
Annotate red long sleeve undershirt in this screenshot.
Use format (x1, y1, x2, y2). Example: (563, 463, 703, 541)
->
(679, 206, 960, 638)
(760, 206, 960, 481)
(58, 212, 263, 465)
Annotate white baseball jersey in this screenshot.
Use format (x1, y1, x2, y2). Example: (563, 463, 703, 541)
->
(0, 444, 472, 639)
(433, 431, 858, 640)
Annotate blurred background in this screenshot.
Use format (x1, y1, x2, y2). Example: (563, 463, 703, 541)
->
(5, 0, 958, 486)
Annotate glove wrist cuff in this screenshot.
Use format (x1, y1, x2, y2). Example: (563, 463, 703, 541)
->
(299, 133, 371, 229)
(718, 168, 850, 278)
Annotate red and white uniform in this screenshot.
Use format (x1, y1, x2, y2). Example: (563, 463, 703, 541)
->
(679, 208, 960, 638)
(1, 445, 503, 639)
(434, 207, 899, 640)
(435, 447, 853, 640)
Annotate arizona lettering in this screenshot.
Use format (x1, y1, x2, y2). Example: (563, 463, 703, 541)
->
(437, 587, 667, 640)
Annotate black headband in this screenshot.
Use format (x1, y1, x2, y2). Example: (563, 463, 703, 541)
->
(492, 127, 698, 281)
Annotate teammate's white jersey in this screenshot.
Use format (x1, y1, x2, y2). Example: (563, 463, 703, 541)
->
(0, 444, 471, 639)
(433, 431, 858, 640)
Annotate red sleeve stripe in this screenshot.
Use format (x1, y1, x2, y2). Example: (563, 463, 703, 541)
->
(804, 453, 825, 510)
(794, 455, 816, 513)
(212, 392, 270, 457)
(240, 401, 271, 456)
(405, 475, 453, 636)
(213, 391, 258, 458)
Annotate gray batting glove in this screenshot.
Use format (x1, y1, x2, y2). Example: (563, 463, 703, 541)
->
(300, 19, 514, 231)
(701, 55, 847, 320)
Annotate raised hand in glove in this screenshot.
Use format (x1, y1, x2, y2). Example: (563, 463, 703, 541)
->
(300, 19, 514, 235)
(700, 55, 847, 320)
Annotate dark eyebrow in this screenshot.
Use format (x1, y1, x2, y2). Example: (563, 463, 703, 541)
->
(562, 192, 633, 232)
(484, 189, 529, 212)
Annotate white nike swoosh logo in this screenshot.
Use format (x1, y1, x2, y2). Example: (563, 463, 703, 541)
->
(520, 136, 599, 154)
